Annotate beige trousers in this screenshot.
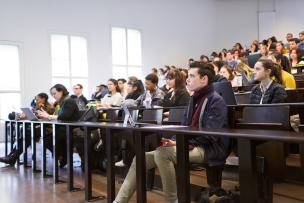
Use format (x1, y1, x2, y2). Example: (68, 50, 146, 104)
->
(114, 146, 205, 203)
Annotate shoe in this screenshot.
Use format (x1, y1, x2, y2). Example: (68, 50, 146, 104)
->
(115, 160, 125, 167)
(0, 150, 19, 166)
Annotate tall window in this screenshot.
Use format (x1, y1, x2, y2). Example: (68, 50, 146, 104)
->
(0, 44, 21, 120)
(111, 27, 142, 79)
(51, 34, 89, 97)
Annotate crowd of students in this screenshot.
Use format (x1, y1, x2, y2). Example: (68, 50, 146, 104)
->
(0, 31, 303, 203)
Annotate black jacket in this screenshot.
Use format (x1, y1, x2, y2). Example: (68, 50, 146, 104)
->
(214, 75, 228, 83)
(57, 98, 81, 121)
(71, 95, 88, 110)
(250, 82, 287, 104)
(161, 88, 190, 107)
(172, 87, 230, 166)
(125, 92, 142, 100)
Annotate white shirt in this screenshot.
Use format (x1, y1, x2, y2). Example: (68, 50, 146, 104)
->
(259, 80, 273, 104)
(101, 92, 123, 107)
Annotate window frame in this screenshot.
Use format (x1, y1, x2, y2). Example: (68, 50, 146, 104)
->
(111, 26, 143, 78)
(50, 33, 89, 96)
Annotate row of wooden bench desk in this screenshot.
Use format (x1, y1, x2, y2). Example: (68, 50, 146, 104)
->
(3, 119, 304, 203)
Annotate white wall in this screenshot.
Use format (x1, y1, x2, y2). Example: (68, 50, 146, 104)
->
(0, 0, 216, 106)
(213, 0, 304, 50)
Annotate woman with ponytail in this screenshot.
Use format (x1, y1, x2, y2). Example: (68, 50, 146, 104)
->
(250, 59, 287, 104)
(270, 53, 296, 89)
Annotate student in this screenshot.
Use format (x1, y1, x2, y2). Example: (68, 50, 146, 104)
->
(0, 92, 54, 165)
(250, 60, 287, 104)
(91, 84, 108, 101)
(212, 61, 228, 83)
(99, 79, 123, 107)
(118, 78, 128, 99)
(285, 33, 294, 49)
(260, 44, 269, 57)
(276, 41, 289, 55)
(219, 65, 239, 87)
(113, 63, 230, 203)
(137, 73, 165, 107)
(31, 92, 54, 113)
(161, 69, 190, 107)
(226, 50, 237, 69)
(71, 84, 88, 110)
(249, 42, 259, 54)
(289, 38, 300, 50)
(235, 60, 254, 86)
(299, 31, 304, 49)
(200, 55, 209, 64)
(125, 80, 144, 100)
(289, 48, 304, 73)
(270, 53, 296, 89)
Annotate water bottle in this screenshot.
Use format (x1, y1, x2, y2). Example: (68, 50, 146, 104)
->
(144, 90, 152, 108)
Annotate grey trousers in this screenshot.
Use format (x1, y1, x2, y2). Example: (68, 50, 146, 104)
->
(114, 145, 205, 203)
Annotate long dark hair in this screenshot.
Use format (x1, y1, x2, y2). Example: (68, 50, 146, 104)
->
(258, 59, 282, 84)
(166, 69, 186, 99)
(50, 84, 69, 97)
(271, 53, 291, 73)
(128, 79, 144, 95)
(108, 78, 120, 93)
(289, 48, 303, 64)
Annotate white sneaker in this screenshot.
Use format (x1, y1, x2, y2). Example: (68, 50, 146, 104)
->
(115, 160, 125, 167)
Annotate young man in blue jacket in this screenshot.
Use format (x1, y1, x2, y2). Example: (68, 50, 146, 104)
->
(113, 62, 230, 203)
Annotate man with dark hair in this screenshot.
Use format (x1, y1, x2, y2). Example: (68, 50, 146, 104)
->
(285, 33, 294, 49)
(71, 84, 88, 110)
(299, 31, 304, 50)
(289, 38, 300, 50)
(113, 63, 230, 203)
(226, 49, 237, 69)
(137, 73, 164, 107)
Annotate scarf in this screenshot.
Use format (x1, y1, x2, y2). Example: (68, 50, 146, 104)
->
(187, 84, 214, 127)
(54, 96, 69, 116)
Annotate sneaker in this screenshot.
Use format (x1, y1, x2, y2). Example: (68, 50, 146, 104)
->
(115, 160, 125, 167)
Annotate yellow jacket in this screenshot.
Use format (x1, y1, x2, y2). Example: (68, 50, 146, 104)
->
(281, 70, 296, 89)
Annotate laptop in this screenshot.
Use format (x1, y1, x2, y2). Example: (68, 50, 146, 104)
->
(20, 108, 39, 121)
(213, 81, 237, 105)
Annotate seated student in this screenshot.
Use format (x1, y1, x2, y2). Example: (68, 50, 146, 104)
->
(235, 59, 254, 86)
(0, 93, 54, 165)
(260, 43, 269, 57)
(225, 50, 237, 70)
(250, 59, 287, 104)
(31, 92, 54, 113)
(211, 61, 228, 83)
(91, 84, 108, 101)
(125, 79, 144, 101)
(71, 84, 88, 110)
(38, 84, 81, 167)
(276, 41, 289, 55)
(99, 79, 123, 107)
(219, 64, 240, 87)
(289, 38, 300, 50)
(272, 51, 291, 73)
(289, 48, 304, 74)
(299, 31, 304, 49)
(270, 53, 296, 89)
(137, 73, 165, 107)
(118, 78, 128, 99)
(161, 69, 190, 107)
(113, 63, 230, 203)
